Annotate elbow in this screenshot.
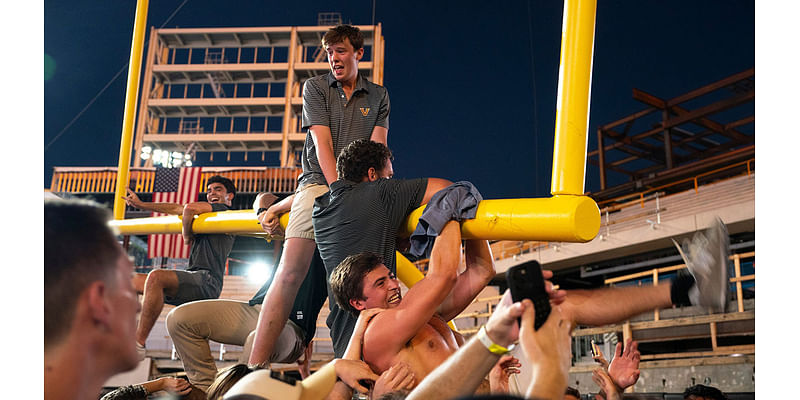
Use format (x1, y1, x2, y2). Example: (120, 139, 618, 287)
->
(182, 204, 201, 217)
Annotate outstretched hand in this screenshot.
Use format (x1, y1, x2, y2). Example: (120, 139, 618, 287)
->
(592, 368, 622, 400)
(592, 341, 609, 370)
(123, 188, 142, 208)
(608, 339, 640, 390)
(489, 354, 521, 394)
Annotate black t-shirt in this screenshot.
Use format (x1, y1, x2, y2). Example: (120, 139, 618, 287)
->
(248, 247, 328, 345)
(312, 178, 427, 357)
(187, 203, 235, 292)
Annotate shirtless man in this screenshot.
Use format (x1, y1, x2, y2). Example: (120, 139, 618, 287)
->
(331, 218, 730, 388)
(330, 220, 492, 381)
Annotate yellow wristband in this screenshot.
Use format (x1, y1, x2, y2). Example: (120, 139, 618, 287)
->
(477, 326, 515, 355)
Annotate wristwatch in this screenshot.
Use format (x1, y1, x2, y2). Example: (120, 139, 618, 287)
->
(477, 325, 515, 355)
(256, 207, 269, 215)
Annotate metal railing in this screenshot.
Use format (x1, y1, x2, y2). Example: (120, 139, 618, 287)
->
(486, 160, 755, 260)
(49, 166, 301, 195)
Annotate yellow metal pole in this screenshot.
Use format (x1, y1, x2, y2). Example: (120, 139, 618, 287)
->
(113, 0, 149, 219)
(551, 0, 597, 195)
(110, 195, 600, 243)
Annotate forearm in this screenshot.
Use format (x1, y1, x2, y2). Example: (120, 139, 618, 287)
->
(407, 337, 500, 400)
(139, 378, 165, 393)
(302, 360, 338, 400)
(135, 202, 184, 215)
(437, 239, 494, 320)
(270, 194, 295, 215)
(182, 208, 196, 238)
(310, 126, 337, 185)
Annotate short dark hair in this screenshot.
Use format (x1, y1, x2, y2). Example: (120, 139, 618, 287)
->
(330, 252, 384, 315)
(337, 139, 393, 182)
(207, 175, 236, 196)
(45, 199, 121, 348)
(683, 384, 727, 400)
(322, 24, 364, 51)
(565, 386, 581, 398)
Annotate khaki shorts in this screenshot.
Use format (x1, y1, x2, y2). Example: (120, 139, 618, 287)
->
(285, 183, 330, 240)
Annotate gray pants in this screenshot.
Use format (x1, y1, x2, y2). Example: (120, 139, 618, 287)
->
(166, 299, 306, 391)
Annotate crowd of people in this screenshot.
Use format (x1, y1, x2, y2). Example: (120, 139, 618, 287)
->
(44, 24, 737, 400)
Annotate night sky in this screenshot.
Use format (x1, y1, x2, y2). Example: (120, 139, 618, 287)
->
(44, 1, 755, 199)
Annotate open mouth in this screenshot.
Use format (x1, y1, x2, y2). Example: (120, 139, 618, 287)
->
(388, 290, 401, 305)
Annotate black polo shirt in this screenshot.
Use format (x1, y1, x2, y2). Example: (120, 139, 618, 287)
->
(187, 203, 235, 294)
(298, 73, 390, 188)
(312, 177, 427, 357)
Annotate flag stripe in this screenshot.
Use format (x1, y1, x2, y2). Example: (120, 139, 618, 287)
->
(148, 167, 202, 260)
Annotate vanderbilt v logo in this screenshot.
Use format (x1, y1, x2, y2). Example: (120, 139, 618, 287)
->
(359, 107, 370, 116)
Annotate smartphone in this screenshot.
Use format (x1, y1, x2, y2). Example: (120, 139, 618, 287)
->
(506, 260, 551, 330)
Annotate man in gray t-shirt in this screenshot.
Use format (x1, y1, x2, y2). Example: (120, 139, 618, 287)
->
(123, 175, 237, 359)
(248, 24, 391, 367)
(312, 139, 451, 357)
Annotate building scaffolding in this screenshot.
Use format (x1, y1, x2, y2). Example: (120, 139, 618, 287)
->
(131, 24, 385, 168)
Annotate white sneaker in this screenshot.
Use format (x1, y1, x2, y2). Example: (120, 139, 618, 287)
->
(672, 217, 730, 313)
(136, 342, 147, 361)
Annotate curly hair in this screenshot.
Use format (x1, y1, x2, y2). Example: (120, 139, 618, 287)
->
(330, 252, 384, 315)
(322, 24, 364, 51)
(336, 139, 393, 182)
(207, 175, 236, 196)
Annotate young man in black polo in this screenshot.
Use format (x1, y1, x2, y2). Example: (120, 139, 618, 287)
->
(123, 175, 237, 359)
(312, 139, 452, 357)
(248, 24, 392, 367)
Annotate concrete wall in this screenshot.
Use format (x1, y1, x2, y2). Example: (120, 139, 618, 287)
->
(568, 359, 754, 395)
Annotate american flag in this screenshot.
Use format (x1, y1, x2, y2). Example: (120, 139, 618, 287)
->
(148, 167, 203, 259)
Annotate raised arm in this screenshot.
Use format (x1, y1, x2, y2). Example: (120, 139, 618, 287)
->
(123, 188, 183, 215)
(437, 238, 496, 321)
(181, 202, 213, 245)
(310, 125, 338, 185)
(363, 221, 462, 364)
(421, 178, 453, 205)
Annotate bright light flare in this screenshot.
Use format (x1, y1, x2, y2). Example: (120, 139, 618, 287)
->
(247, 262, 272, 284)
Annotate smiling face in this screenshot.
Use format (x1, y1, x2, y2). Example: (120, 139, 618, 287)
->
(326, 37, 363, 85)
(350, 264, 402, 311)
(206, 182, 231, 204)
